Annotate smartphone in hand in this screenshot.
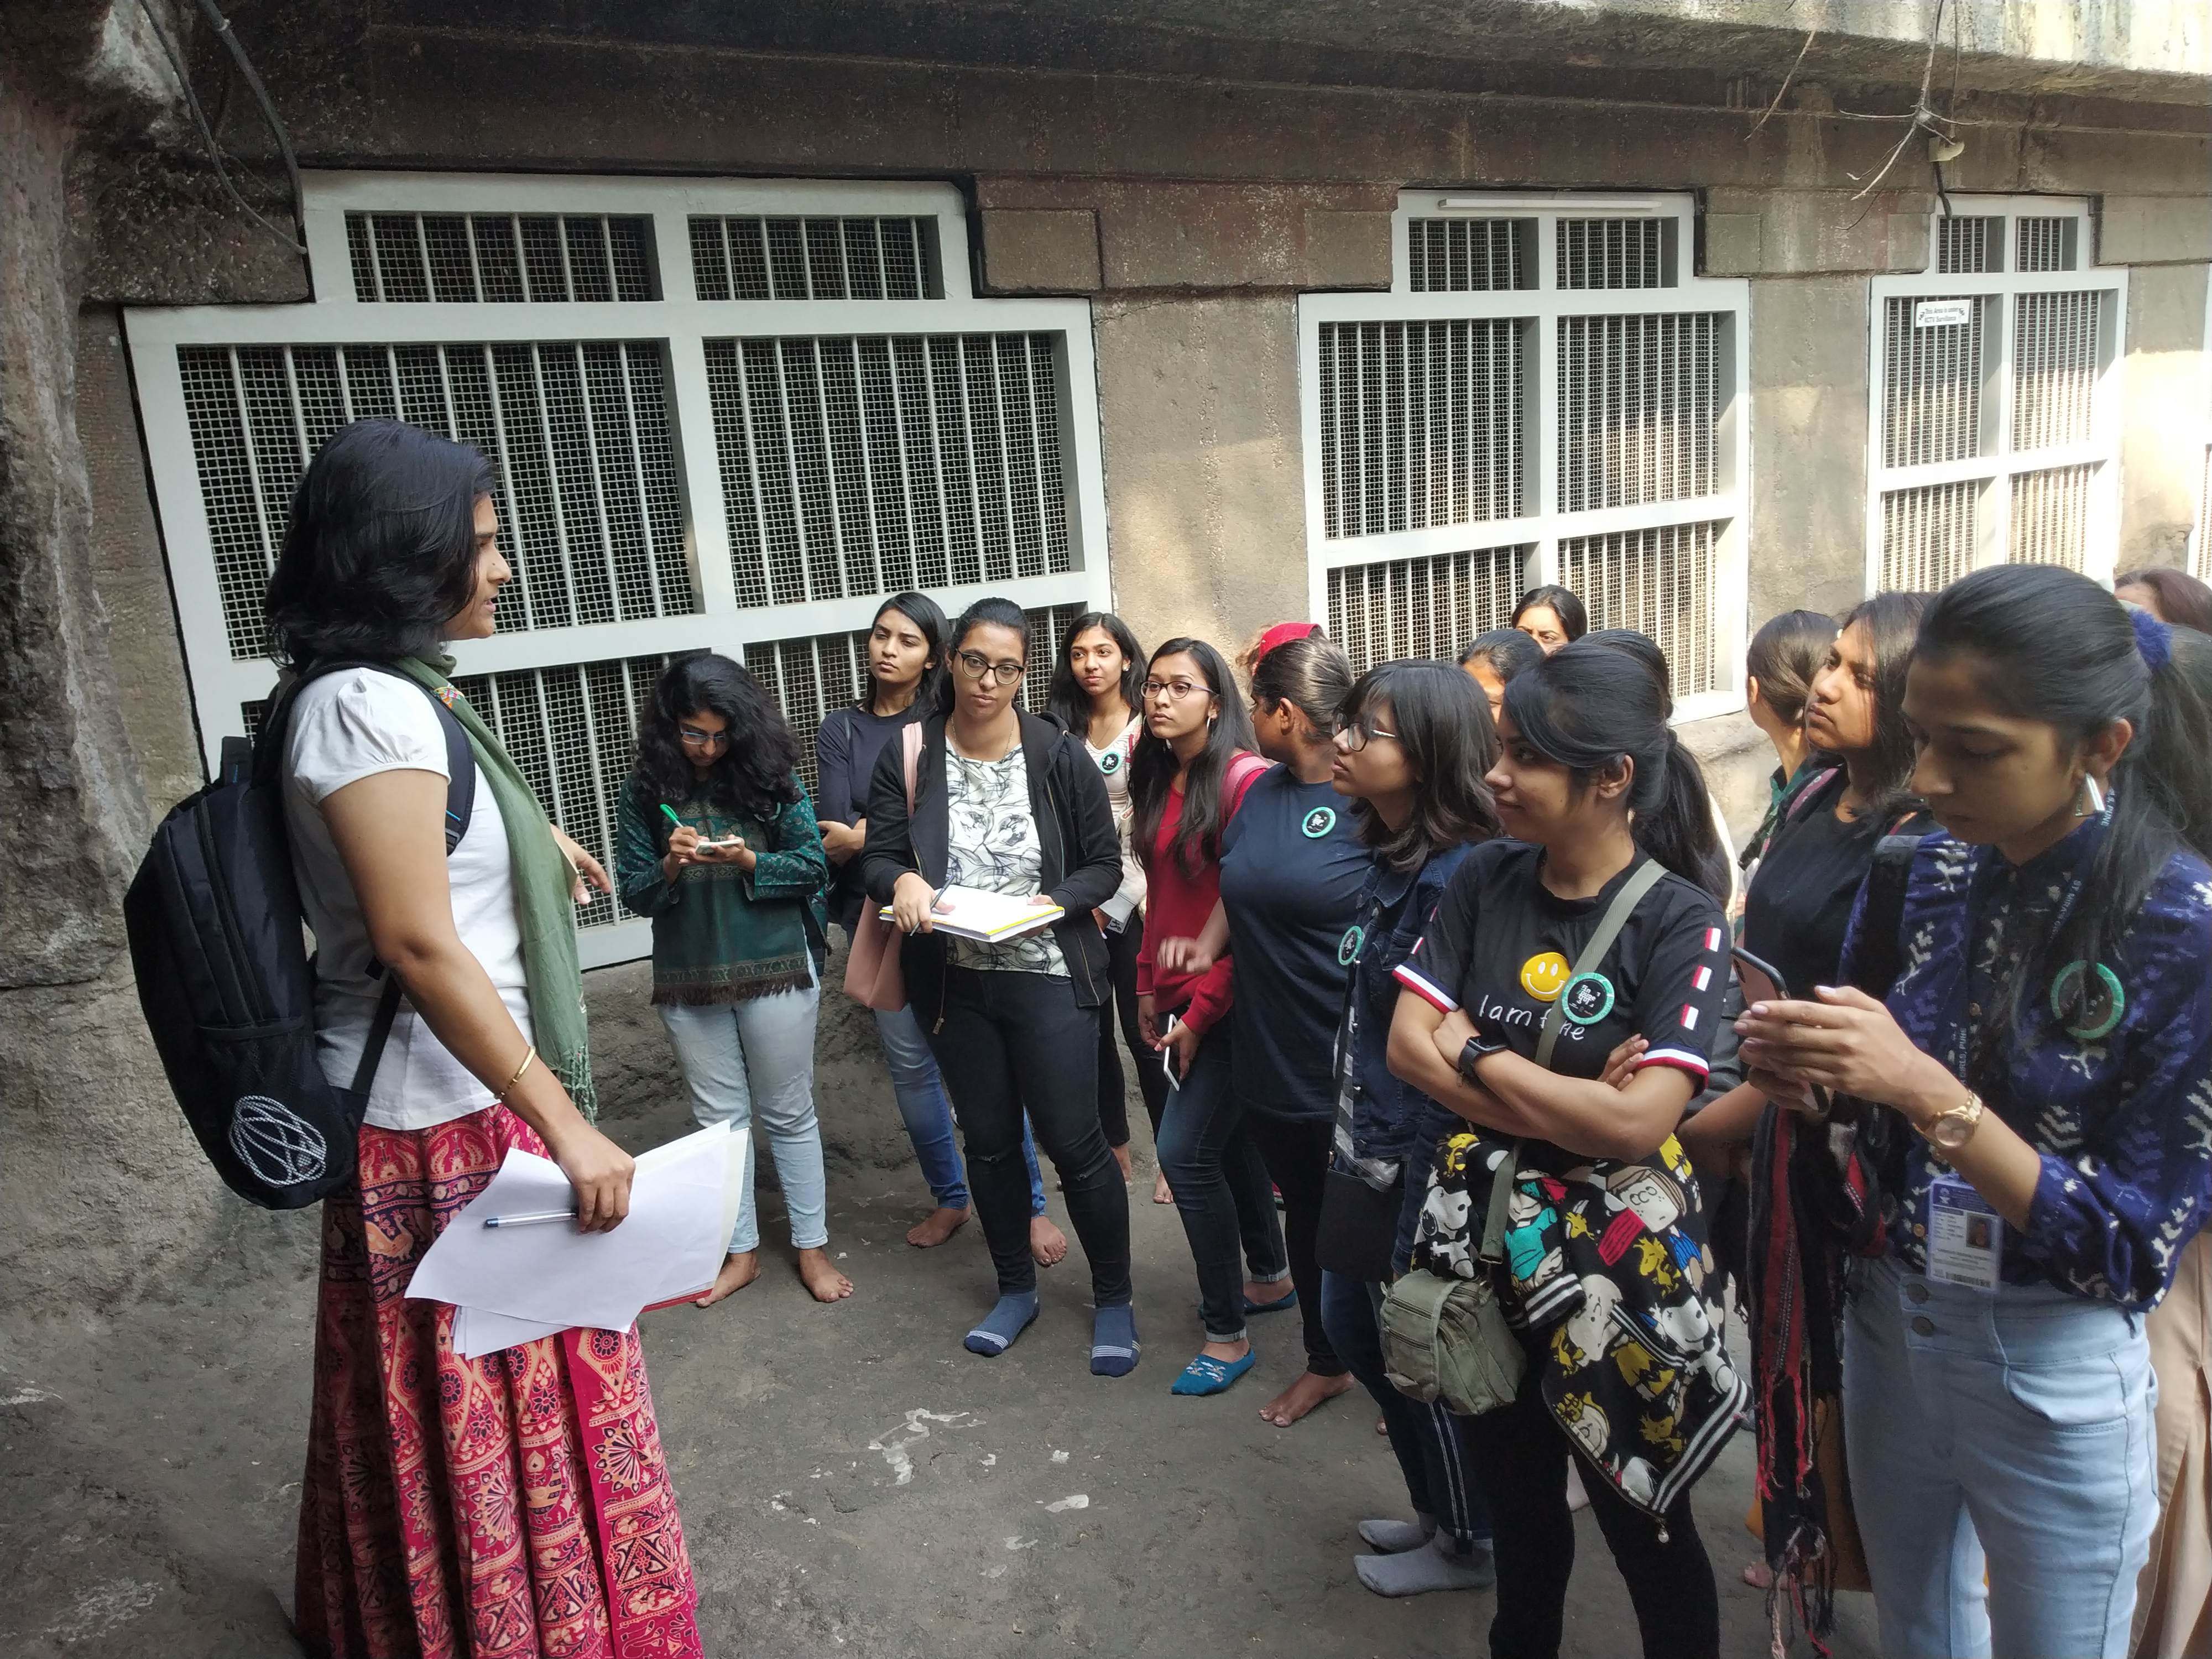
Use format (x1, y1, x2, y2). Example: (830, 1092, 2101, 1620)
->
(1161, 1013, 1183, 1090)
(1729, 946, 1832, 1120)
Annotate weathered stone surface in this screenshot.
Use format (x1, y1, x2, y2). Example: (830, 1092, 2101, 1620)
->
(2100, 192, 2212, 266)
(1302, 208, 1393, 290)
(2117, 262, 2212, 572)
(1703, 187, 1932, 276)
(978, 208, 1101, 294)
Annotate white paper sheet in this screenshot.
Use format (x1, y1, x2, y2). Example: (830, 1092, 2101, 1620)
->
(877, 884, 1063, 941)
(408, 1122, 748, 1342)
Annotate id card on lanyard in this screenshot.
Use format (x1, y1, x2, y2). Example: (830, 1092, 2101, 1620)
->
(1925, 1176, 2004, 1290)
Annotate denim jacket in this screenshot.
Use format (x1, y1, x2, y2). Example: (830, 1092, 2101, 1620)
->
(1333, 842, 1475, 1178)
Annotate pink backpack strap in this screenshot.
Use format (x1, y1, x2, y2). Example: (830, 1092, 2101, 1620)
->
(1223, 752, 1272, 815)
(1782, 766, 1841, 826)
(900, 722, 924, 811)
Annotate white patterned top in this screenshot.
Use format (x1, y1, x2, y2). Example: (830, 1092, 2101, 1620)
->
(944, 745, 1068, 977)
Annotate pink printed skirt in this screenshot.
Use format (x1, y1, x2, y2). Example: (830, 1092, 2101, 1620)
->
(294, 1105, 702, 1658)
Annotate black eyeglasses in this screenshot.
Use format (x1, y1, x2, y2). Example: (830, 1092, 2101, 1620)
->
(679, 727, 731, 748)
(1141, 677, 1214, 703)
(953, 650, 1026, 686)
(1332, 719, 1400, 753)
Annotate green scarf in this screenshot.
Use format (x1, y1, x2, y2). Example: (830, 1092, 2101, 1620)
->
(396, 656, 598, 1120)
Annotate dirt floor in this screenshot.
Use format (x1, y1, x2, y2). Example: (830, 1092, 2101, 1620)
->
(0, 962, 1881, 1658)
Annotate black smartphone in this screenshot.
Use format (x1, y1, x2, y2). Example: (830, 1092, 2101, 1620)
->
(1728, 946, 1832, 1119)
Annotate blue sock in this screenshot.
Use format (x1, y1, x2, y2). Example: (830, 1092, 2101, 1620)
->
(964, 1290, 1039, 1357)
(1091, 1302, 1140, 1377)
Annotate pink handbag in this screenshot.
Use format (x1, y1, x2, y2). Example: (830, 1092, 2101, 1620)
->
(841, 723, 924, 1012)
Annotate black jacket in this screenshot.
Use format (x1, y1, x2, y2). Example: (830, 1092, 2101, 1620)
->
(859, 710, 1123, 1024)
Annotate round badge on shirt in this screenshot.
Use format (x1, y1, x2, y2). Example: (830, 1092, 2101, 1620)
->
(1520, 951, 1571, 1001)
(1337, 924, 1365, 966)
(1560, 971, 1616, 1026)
(1098, 750, 1122, 774)
(1302, 806, 1337, 838)
(2051, 959, 2124, 1042)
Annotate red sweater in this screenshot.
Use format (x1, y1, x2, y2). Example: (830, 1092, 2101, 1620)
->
(1136, 754, 1269, 1036)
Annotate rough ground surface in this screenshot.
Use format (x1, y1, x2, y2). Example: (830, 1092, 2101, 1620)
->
(0, 962, 1880, 1658)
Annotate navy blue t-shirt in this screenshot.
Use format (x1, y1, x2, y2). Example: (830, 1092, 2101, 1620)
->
(1219, 769, 1373, 1120)
(816, 702, 917, 930)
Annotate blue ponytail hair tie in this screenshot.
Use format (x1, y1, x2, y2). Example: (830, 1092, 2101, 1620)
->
(2129, 605, 2173, 671)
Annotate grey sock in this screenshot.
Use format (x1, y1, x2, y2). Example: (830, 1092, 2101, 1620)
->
(1354, 1534, 1496, 1598)
(1357, 1514, 1436, 1553)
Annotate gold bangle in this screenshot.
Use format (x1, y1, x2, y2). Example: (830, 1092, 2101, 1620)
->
(497, 1044, 538, 1102)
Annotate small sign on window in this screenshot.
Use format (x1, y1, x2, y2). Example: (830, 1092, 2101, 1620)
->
(1914, 299, 1974, 329)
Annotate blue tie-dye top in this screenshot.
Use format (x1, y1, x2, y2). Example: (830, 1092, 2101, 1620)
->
(1840, 820, 2212, 1310)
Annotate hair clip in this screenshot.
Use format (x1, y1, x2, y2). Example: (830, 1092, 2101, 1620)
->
(2128, 606, 2172, 671)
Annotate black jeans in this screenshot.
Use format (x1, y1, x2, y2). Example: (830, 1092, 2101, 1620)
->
(1153, 1013, 1287, 1342)
(1096, 914, 1168, 1148)
(1241, 1112, 1345, 1377)
(928, 966, 1133, 1306)
(1458, 1369, 1719, 1659)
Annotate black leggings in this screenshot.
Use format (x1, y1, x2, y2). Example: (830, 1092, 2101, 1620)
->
(1458, 1369, 1718, 1659)
(928, 966, 1132, 1306)
(1240, 1112, 1345, 1377)
(1097, 913, 1168, 1147)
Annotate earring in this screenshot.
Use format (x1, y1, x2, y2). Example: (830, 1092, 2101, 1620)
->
(2077, 774, 2106, 817)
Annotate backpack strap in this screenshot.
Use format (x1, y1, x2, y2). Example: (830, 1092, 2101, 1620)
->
(1848, 832, 1924, 1001)
(1480, 857, 1670, 1264)
(899, 721, 924, 812)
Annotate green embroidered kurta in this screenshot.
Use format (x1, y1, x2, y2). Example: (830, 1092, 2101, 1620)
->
(615, 776, 829, 1006)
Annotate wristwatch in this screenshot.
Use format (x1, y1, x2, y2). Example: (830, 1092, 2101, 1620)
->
(1458, 1030, 1509, 1086)
(1918, 1088, 1986, 1153)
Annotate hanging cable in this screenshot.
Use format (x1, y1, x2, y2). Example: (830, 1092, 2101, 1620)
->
(131, 0, 306, 257)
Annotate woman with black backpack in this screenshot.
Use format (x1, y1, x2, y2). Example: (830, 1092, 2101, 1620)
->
(263, 420, 701, 1656)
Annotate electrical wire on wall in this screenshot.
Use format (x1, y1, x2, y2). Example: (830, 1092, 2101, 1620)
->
(132, 0, 306, 260)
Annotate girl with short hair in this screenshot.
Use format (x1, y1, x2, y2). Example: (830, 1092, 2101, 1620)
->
(1457, 627, 1545, 722)
(1510, 584, 1589, 654)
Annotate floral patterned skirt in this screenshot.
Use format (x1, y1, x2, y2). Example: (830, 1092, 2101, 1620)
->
(294, 1105, 702, 1659)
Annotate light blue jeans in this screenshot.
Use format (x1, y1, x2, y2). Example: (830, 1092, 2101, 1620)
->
(870, 999, 1047, 1218)
(660, 984, 827, 1254)
(1844, 1255, 2158, 1658)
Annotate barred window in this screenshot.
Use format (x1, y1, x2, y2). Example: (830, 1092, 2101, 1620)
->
(129, 175, 1112, 968)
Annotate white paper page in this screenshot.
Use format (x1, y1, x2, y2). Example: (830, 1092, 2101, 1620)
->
(878, 884, 1062, 941)
(451, 1306, 573, 1359)
(405, 1123, 736, 1330)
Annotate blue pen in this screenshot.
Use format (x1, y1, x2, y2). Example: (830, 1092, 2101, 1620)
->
(482, 1209, 579, 1229)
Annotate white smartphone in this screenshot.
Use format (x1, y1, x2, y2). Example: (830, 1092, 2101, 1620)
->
(1161, 1013, 1183, 1091)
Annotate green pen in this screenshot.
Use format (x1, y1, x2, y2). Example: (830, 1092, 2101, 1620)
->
(659, 804, 684, 830)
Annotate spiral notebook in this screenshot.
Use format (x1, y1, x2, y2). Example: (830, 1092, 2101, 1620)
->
(879, 884, 1064, 942)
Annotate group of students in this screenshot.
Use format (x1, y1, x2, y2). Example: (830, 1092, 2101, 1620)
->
(255, 417, 2210, 1659)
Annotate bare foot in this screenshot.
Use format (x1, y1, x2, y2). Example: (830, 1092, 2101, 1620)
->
(796, 1246, 854, 1303)
(1030, 1215, 1068, 1267)
(906, 1206, 969, 1248)
(1259, 1370, 1354, 1427)
(1110, 1142, 1133, 1182)
(1152, 1170, 1174, 1206)
(1741, 1561, 1774, 1590)
(1375, 1415, 1389, 1436)
(695, 1250, 760, 1307)
(1243, 1278, 1294, 1310)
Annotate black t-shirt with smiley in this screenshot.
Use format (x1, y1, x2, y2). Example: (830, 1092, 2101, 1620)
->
(1395, 839, 1729, 1098)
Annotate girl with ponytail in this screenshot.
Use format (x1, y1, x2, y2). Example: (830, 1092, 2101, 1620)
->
(1738, 564, 2212, 1658)
(1584, 628, 1736, 909)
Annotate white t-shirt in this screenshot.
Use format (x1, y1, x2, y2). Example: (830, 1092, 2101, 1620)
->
(1084, 714, 1146, 925)
(283, 670, 531, 1131)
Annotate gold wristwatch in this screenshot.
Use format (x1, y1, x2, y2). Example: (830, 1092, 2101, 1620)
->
(1918, 1088, 1986, 1153)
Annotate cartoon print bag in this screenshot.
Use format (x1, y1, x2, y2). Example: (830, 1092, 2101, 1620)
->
(1380, 860, 1668, 1416)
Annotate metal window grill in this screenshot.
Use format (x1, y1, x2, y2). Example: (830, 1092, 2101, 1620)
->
(1314, 319, 1525, 539)
(1558, 521, 1720, 696)
(1880, 481, 1980, 592)
(1881, 296, 1984, 469)
(345, 213, 655, 303)
(1936, 216, 2005, 275)
(448, 653, 677, 931)
(2008, 465, 2093, 570)
(2014, 217, 2077, 274)
(175, 341, 695, 660)
(704, 332, 1072, 607)
(690, 216, 937, 301)
(1556, 219, 1665, 290)
(1556, 313, 1720, 513)
(2011, 291, 2101, 453)
(1405, 219, 1531, 293)
(740, 602, 1084, 795)
(1324, 546, 1526, 675)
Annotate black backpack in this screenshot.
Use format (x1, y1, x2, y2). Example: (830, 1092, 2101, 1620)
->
(124, 663, 474, 1208)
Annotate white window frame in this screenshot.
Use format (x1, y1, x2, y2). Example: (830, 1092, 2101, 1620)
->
(2193, 271, 2212, 583)
(126, 172, 1112, 967)
(1864, 194, 2127, 593)
(1296, 190, 1751, 723)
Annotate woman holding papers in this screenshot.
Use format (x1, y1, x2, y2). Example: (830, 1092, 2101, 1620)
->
(617, 653, 851, 1307)
(263, 421, 700, 1658)
(862, 597, 1136, 1372)
(1130, 637, 1290, 1397)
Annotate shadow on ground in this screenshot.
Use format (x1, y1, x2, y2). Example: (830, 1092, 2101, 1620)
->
(0, 959, 1880, 1658)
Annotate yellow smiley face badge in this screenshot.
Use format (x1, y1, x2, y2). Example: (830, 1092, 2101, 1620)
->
(1519, 951, 1571, 1001)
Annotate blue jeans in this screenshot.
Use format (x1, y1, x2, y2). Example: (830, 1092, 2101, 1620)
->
(660, 985, 825, 1253)
(1844, 1256, 2159, 1658)
(871, 1000, 1046, 1217)
(1154, 1015, 1287, 1344)
(1319, 1269, 1492, 1546)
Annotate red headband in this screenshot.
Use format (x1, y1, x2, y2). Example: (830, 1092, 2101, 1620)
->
(1253, 621, 1321, 662)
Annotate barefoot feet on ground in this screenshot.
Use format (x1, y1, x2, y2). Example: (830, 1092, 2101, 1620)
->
(1030, 1215, 1069, 1267)
(1375, 1415, 1390, 1436)
(1152, 1170, 1175, 1206)
(695, 1250, 761, 1307)
(906, 1205, 969, 1248)
(1741, 1561, 1774, 1590)
(1259, 1369, 1354, 1427)
(1111, 1142, 1134, 1182)
(797, 1246, 854, 1302)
